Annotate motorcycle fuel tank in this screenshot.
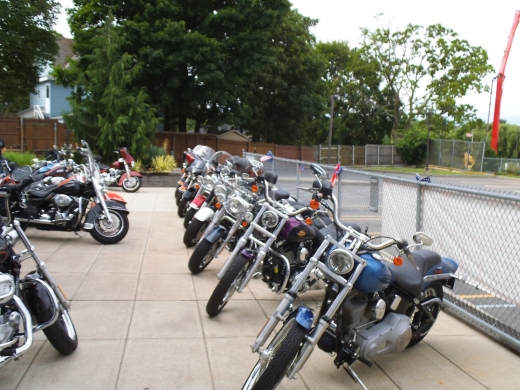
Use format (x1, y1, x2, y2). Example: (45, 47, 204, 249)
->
(354, 253, 394, 293)
(280, 217, 316, 243)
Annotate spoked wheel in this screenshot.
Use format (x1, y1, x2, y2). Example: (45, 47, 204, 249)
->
(177, 197, 190, 218)
(89, 209, 129, 244)
(407, 281, 443, 348)
(206, 254, 250, 317)
(242, 316, 306, 390)
(122, 176, 142, 192)
(43, 310, 78, 355)
(183, 218, 208, 247)
(183, 206, 198, 229)
(188, 239, 220, 274)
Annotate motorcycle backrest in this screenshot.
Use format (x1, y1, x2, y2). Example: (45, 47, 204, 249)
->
(11, 166, 32, 182)
(312, 179, 333, 198)
(310, 164, 326, 180)
(264, 171, 278, 185)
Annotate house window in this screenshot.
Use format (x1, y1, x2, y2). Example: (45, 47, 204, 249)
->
(46, 85, 49, 98)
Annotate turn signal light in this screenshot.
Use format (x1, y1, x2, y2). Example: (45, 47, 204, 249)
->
(241, 220, 248, 227)
(215, 202, 221, 209)
(305, 217, 312, 225)
(177, 180, 183, 185)
(310, 199, 320, 210)
(251, 184, 258, 193)
(195, 184, 200, 190)
(181, 168, 185, 173)
(393, 256, 403, 266)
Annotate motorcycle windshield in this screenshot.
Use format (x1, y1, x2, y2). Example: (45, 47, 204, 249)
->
(119, 148, 134, 164)
(195, 145, 216, 160)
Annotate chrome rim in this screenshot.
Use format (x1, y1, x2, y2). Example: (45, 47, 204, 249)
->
(61, 310, 77, 340)
(218, 261, 249, 310)
(94, 211, 124, 237)
(124, 177, 139, 189)
(199, 241, 219, 269)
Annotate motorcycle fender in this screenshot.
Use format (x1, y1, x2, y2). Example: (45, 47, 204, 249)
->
(240, 249, 255, 259)
(20, 272, 58, 325)
(204, 225, 227, 244)
(106, 191, 127, 204)
(118, 171, 143, 186)
(194, 207, 215, 222)
(182, 187, 197, 200)
(294, 306, 314, 330)
(190, 195, 207, 209)
(84, 200, 129, 229)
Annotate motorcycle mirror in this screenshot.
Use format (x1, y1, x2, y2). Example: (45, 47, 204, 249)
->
(412, 232, 433, 246)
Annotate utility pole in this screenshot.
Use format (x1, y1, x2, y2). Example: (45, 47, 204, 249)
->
(328, 94, 335, 165)
(426, 111, 432, 171)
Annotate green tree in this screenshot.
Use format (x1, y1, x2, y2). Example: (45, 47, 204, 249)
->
(0, 0, 59, 113)
(361, 24, 494, 142)
(58, 15, 158, 159)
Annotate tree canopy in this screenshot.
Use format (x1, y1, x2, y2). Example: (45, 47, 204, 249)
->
(0, 0, 59, 113)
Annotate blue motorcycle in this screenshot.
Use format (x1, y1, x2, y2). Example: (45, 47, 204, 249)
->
(241, 183, 463, 390)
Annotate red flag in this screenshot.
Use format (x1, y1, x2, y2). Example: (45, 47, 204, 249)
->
(331, 163, 342, 186)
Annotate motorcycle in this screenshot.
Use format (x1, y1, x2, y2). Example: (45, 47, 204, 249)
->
(99, 147, 142, 193)
(205, 164, 358, 317)
(241, 184, 462, 390)
(0, 216, 78, 369)
(0, 140, 130, 245)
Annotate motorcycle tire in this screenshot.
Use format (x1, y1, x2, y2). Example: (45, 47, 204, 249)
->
(178, 197, 190, 218)
(183, 206, 198, 229)
(242, 316, 306, 390)
(122, 176, 142, 193)
(206, 253, 250, 317)
(89, 209, 129, 245)
(175, 186, 183, 206)
(407, 281, 443, 348)
(183, 218, 208, 248)
(188, 239, 220, 274)
(42, 310, 78, 355)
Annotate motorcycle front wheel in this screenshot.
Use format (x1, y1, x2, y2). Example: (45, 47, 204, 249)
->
(206, 253, 250, 317)
(178, 197, 190, 218)
(242, 316, 306, 390)
(43, 310, 78, 355)
(175, 185, 183, 206)
(407, 281, 443, 348)
(188, 239, 219, 274)
(183, 218, 208, 247)
(89, 209, 129, 244)
(122, 176, 142, 192)
(183, 206, 198, 229)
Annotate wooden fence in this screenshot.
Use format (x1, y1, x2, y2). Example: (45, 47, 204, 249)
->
(0, 117, 72, 153)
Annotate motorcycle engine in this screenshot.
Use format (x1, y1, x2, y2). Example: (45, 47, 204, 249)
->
(0, 310, 20, 345)
(261, 253, 288, 292)
(53, 194, 73, 208)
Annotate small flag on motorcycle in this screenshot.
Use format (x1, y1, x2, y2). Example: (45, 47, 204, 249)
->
(260, 151, 274, 162)
(298, 163, 304, 176)
(331, 163, 342, 186)
(415, 173, 431, 183)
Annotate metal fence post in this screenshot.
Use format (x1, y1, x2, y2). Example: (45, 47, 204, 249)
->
(353, 145, 355, 166)
(337, 173, 342, 212)
(451, 140, 455, 169)
(54, 122, 57, 146)
(20, 117, 24, 152)
(296, 163, 300, 201)
(438, 139, 442, 166)
(416, 184, 423, 231)
(480, 142, 485, 172)
(391, 146, 394, 165)
(377, 145, 380, 166)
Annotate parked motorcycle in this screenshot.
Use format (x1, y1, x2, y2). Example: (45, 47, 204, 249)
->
(241, 188, 462, 389)
(99, 147, 142, 193)
(205, 164, 355, 317)
(0, 217, 78, 368)
(176, 145, 216, 207)
(1, 141, 130, 245)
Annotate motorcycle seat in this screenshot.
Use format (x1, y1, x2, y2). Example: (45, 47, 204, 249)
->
(388, 249, 442, 298)
(27, 184, 59, 198)
(99, 163, 110, 170)
(269, 189, 290, 201)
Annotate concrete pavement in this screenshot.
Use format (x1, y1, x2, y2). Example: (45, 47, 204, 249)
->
(1, 187, 519, 390)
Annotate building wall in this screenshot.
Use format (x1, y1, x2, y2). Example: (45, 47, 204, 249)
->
(29, 83, 48, 110)
(50, 82, 73, 118)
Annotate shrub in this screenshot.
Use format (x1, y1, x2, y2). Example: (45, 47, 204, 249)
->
(3, 151, 40, 166)
(396, 127, 428, 166)
(151, 155, 177, 172)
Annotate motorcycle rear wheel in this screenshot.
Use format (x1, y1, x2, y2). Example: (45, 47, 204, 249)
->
(206, 253, 250, 317)
(43, 310, 78, 355)
(89, 209, 129, 244)
(407, 281, 443, 348)
(242, 316, 306, 390)
(188, 239, 219, 274)
(122, 176, 142, 192)
(183, 218, 208, 247)
(183, 206, 198, 229)
(178, 197, 190, 218)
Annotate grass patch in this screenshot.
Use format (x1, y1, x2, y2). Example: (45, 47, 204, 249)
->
(3, 151, 40, 166)
(360, 166, 464, 175)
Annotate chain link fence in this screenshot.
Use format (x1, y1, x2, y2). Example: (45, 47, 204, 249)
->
(483, 157, 520, 174)
(428, 139, 485, 172)
(245, 152, 520, 353)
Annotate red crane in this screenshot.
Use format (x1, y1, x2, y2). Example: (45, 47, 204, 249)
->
(491, 11, 520, 152)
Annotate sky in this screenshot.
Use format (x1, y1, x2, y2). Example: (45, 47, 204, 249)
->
(55, 0, 520, 124)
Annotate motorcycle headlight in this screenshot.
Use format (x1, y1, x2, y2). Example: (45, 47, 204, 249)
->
(326, 248, 355, 275)
(197, 175, 204, 183)
(228, 197, 247, 216)
(216, 193, 226, 203)
(261, 211, 279, 228)
(244, 211, 254, 222)
(204, 177, 215, 191)
(0, 274, 15, 305)
(131, 161, 135, 168)
(214, 184, 227, 202)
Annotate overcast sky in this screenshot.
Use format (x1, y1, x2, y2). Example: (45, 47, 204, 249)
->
(55, 0, 520, 124)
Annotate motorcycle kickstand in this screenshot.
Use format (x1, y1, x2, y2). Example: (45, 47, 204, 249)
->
(343, 365, 369, 390)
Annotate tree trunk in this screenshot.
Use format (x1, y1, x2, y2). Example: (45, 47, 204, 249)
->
(178, 114, 187, 133)
(163, 106, 171, 132)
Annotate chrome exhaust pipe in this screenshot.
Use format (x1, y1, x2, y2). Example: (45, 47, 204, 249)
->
(0, 296, 33, 369)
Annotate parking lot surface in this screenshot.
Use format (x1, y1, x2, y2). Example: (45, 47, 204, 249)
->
(1, 187, 519, 390)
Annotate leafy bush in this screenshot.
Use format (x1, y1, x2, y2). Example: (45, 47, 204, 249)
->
(396, 127, 428, 166)
(3, 151, 40, 166)
(151, 155, 177, 172)
(137, 140, 176, 172)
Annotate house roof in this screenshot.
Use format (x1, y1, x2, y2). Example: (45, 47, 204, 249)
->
(55, 37, 74, 67)
(217, 130, 250, 141)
